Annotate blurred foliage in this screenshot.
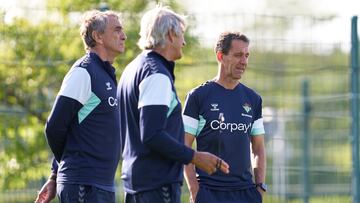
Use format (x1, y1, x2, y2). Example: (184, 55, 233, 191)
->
(0, 17, 78, 189)
(0, 0, 199, 190)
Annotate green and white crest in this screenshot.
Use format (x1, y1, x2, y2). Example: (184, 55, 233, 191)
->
(243, 103, 251, 113)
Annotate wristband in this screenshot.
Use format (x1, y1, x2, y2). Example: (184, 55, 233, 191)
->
(256, 183, 267, 192)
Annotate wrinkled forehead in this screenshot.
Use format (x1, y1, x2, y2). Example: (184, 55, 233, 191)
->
(106, 14, 123, 27)
(230, 40, 249, 52)
(232, 39, 249, 45)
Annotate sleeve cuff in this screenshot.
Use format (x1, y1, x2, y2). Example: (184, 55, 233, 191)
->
(183, 146, 195, 165)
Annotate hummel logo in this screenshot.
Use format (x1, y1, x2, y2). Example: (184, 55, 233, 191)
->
(106, 82, 112, 90)
(211, 103, 219, 111)
(162, 186, 171, 203)
(78, 185, 85, 203)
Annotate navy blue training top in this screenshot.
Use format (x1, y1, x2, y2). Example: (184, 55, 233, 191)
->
(183, 80, 265, 190)
(117, 50, 194, 194)
(46, 52, 121, 192)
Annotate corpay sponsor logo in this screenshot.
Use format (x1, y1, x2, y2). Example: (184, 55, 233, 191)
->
(108, 97, 118, 106)
(210, 120, 252, 133)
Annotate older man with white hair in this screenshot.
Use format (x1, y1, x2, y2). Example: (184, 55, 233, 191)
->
(117, 5, 229, 203)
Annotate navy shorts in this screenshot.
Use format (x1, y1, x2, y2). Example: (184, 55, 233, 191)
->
(57, 183, 115, 203)
(195, 186, 262, 203)
(124, 183, 181, 203)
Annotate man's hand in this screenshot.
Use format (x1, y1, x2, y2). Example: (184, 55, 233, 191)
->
(34, 179, 56, 203)
(191, 151, 230, 175)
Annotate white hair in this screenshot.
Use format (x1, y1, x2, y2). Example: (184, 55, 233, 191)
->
(137, 5, 186, 50)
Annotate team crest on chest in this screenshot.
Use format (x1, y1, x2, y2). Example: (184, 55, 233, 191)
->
(243, 103, 251, 113)
(241, 103, 252, 118)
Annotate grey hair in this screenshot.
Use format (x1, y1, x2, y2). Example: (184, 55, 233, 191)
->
(137, 5, 186, 50)
(79, 10, 121, 50)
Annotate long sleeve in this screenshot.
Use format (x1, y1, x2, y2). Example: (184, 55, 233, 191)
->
(138, 73, 194, 164)
(45, 96, 82, 161)
(45, 67, 91, 162)
(139, 105, 194, 164)
(51, 157, 58, 174)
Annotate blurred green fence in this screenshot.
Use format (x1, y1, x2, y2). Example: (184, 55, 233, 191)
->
(0, 10, 356, 203)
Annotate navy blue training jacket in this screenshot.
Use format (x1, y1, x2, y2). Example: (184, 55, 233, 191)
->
(46, 52, 120, 192)
(117, 50, 194, 194)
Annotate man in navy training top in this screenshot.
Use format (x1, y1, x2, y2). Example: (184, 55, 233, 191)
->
(35, 10, 126, 203)
(117, 5, 230, 203)
(183, 32, 267, 203)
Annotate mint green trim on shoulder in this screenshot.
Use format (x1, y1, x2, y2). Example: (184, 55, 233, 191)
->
(167, 91, 178, 117)
(78, 92, 101, 124)
(184, 125, 197, 136)
(196, 115, 206, 136)
(251, 128, 265, 136)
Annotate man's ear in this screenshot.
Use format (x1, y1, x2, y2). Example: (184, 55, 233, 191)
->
(216, 51, 223, 61)
(167, 31, 174, 43)
(92, 31, 103, 45)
